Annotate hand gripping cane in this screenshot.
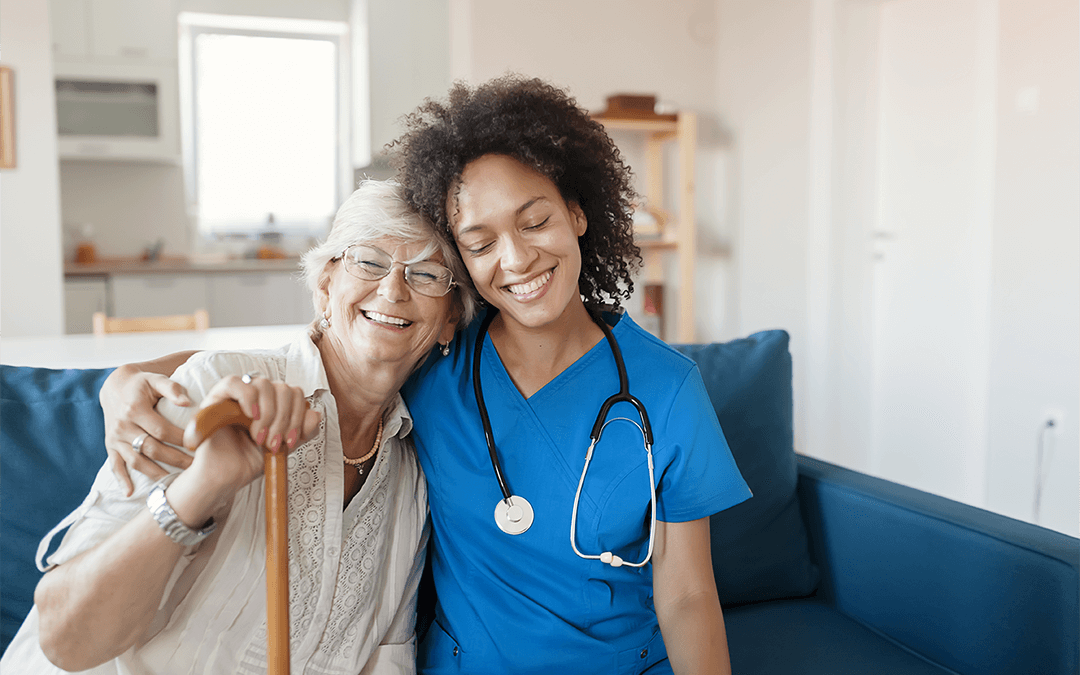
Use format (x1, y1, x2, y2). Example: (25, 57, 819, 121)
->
(183, 400, 291, 675)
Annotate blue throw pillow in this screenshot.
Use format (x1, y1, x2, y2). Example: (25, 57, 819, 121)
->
(675, 331, 819, 606)
(0, 366, 113, 654)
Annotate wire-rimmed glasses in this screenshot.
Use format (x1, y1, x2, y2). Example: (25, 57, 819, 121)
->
(338, 244, 456, 297)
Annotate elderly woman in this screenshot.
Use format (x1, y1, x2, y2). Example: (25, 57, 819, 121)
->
(1, 180, 477, 674)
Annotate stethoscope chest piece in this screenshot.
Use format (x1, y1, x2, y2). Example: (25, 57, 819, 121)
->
(494, 495, 534, 535)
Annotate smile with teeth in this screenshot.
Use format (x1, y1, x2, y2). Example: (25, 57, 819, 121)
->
(506, 269, 553, 296)
(362, 310, 413, 327)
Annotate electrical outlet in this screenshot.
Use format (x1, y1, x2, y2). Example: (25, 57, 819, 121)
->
(1043, 409, 1064, 430)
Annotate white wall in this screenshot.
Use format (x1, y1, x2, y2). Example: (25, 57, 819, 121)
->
(985, 0, 1079, 534)
(713, 0, 815, 448)
(0, 0, 65, 338)
(712, 0, 1077, 534)
(366, 0, 449, 157)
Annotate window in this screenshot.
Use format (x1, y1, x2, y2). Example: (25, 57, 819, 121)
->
(179, 13, 350, 239)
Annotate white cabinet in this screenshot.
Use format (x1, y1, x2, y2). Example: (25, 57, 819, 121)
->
(50, 0, 91, 60)
(67, 270, 311, 332)
(64, 277, 109, 334)
(111, 274, 209, 319)
(207, 273, 314, 328)
(90, 0, 178, 62)
(50, 0, 178, 63)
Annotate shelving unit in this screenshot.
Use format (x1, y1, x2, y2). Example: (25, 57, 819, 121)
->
(595, 112, 697, 342)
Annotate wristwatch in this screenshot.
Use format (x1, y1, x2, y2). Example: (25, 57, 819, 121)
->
(146, 474, 216, 547)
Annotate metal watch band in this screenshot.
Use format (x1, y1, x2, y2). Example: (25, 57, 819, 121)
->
(146, 474, 216, 547)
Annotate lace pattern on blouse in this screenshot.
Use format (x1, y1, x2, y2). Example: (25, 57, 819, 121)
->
(236, 392, 400, 675)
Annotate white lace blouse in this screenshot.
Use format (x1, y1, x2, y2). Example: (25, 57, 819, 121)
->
(2, 334, 429, 675)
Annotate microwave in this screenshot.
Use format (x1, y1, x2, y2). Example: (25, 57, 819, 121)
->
(54, 62, 179, 162)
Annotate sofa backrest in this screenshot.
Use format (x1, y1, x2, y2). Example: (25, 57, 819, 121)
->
(0, 365, 114, 654)
(798, 454, 1080, 675)
(674, 331, 820, 607)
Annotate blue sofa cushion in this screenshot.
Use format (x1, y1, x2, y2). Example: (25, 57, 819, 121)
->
(725, 599, 955, 674)
(0, 365, 113, 653)
(675, 331, 819, 606)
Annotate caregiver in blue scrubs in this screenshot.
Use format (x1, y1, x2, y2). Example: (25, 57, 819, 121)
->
(397, 74, 750, 674)
(98, 75, 751, 674)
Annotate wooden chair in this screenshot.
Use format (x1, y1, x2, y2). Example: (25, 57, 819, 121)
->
(92, 309, 210, 336)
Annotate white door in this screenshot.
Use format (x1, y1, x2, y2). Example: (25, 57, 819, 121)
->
(866, 0, 997, 507)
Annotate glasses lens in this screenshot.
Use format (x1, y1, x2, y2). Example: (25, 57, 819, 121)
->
(343, 245, 391, 280)
(342, 245, 453, 297)
(405, 262, 454, 297)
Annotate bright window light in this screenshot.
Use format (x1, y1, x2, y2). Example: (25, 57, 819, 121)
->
(181, 15, 347, 238)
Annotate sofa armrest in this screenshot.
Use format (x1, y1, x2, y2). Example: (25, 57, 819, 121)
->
(796, 454, 1079, 675)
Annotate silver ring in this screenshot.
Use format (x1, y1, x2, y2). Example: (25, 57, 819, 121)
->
(241, 373, 256, 385)
(131, 432, 149, 456)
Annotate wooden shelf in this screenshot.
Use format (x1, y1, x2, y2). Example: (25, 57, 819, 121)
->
(593, 116, 678, 139)
(637, 237, 678, 250)
(603, 112, 697, 342)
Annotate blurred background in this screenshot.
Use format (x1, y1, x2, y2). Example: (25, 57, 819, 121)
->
(1, 0, 1076, 535)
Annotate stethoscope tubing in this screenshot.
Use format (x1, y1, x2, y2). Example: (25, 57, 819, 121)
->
(473, 310, 514, 503)
(473, 309, 658, 567)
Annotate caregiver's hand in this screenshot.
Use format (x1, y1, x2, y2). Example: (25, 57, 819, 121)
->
(101, 362, 194, 496)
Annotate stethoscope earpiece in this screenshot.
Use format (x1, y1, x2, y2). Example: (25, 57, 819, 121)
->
(599, 552, 625, 568)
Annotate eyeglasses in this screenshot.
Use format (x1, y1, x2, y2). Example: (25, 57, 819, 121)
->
(338, 244, 456, 297)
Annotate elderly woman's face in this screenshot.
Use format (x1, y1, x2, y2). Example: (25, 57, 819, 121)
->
(321, 237, 458, 370)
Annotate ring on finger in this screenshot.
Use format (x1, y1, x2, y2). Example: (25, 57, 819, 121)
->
(241, 373, 257, 385)
(132, 432, 150, 456)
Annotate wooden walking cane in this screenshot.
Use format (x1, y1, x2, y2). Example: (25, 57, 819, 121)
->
(183, 399, 291, 675)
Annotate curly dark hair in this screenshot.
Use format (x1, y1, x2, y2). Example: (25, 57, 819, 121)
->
(390, 74, 641, 311)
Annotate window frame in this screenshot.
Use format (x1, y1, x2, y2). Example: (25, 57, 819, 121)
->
(178, 13, 352, 240)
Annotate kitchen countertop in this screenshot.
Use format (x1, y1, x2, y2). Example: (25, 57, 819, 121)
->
(65, 256, 303, 277)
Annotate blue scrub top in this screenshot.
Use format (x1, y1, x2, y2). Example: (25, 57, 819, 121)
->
(402, 311, 751, 675)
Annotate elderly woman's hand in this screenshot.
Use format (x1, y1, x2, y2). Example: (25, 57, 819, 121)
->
(176, 375, 321, 506)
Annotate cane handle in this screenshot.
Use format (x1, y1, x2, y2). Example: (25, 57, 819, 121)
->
(183, 400, 254, 450)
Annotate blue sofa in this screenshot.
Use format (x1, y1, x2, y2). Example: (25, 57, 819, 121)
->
(2, 331, 1077, 673)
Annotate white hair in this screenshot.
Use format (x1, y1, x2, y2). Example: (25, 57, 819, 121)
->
(300, 180, 478, 331)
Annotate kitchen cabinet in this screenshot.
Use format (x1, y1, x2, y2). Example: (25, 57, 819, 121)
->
(111, 274, 209, 320)
(50, 0, 179, 63)
(64, 277, 109, 334)
(207, 273, 314, 328)
(50, 0, 91, 60)
(65, 264, 313, 332)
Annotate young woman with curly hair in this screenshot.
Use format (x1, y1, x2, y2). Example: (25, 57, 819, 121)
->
(94, 75, 750, 675)
(393, 75, 750, 675)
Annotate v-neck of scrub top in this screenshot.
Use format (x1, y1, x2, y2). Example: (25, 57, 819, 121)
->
(481, 316, 614, 404)
(478, 314, 622, 499)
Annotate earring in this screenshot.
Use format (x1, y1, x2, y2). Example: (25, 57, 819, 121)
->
(440, 342, 450, 357)
(319, 313, 331, 330)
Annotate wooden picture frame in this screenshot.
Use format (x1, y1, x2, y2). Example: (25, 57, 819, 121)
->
(1, 66, 15, 169)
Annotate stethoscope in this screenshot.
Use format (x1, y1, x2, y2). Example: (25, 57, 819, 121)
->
(472, 310, 658, 568)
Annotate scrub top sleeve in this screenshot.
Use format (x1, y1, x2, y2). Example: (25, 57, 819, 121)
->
(653, 365, 751, 523)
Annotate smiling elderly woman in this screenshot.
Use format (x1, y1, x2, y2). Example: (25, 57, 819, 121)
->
(1, 180, 477, 675)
